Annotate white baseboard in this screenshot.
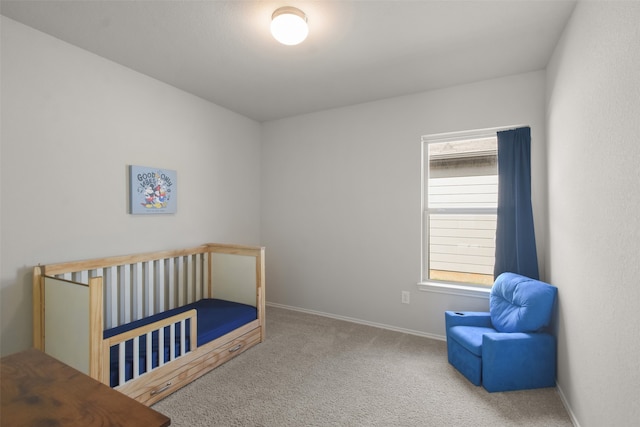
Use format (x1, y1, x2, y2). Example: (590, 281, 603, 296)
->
(266, 301, 446, 342)
(556, 382, 581, 427)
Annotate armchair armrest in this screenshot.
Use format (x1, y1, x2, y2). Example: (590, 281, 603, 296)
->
(481, 332, 556, 392)
(482, 331, 555, 360)
(445, 311, 492, 330)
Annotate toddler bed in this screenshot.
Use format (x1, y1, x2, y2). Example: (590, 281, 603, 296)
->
(33, 243, 265, 405)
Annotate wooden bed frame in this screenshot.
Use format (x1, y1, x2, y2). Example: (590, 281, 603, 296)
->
(33, 243, 265, 405)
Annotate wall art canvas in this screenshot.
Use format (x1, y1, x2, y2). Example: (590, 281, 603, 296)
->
(129, 165, 177, 214)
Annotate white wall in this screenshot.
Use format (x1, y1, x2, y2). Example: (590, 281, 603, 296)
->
(0, 17, 262, 356)
(261, 71, 547, 338)
(546, 2, 640, 426)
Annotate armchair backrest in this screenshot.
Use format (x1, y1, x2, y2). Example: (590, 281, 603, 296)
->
(490, 272, 557, 333)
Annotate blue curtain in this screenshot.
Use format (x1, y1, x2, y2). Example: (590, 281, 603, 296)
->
(494, 126, 539, 279)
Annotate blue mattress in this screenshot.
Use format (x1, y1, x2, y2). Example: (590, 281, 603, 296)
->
(103, 298, 257, 388)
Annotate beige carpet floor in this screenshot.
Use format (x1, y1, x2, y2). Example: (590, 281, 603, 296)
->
(152, 306, 573, 426)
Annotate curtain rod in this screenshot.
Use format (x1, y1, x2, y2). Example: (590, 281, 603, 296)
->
(422, 124, 528, 142)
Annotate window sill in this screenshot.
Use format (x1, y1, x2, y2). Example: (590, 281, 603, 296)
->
(417, 281, 491, 299)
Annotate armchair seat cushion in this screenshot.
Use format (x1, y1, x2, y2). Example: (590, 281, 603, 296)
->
(448, 326, 497, 356)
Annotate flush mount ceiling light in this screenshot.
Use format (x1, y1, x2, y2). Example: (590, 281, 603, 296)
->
(271, 6, 308, 46)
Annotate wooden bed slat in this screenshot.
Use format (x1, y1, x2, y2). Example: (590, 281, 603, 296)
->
(42, 245, 210, 277)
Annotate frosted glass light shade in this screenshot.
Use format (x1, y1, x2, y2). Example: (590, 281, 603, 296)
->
(271, 6, 308, 46)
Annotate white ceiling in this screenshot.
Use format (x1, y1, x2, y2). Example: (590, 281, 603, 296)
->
(1, 0, 576, 122)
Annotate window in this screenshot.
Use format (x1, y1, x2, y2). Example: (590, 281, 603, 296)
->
(421, 130, 498, 288)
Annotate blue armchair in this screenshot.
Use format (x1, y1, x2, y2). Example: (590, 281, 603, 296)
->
(445, 272, 558, 392)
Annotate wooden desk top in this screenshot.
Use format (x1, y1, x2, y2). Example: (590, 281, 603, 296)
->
(1, 348, 171, 427)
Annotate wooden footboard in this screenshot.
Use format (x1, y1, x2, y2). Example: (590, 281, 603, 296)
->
(33, 243, 265, 405)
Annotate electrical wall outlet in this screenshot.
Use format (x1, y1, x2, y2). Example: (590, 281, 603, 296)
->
(401, 291, 410, 304)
